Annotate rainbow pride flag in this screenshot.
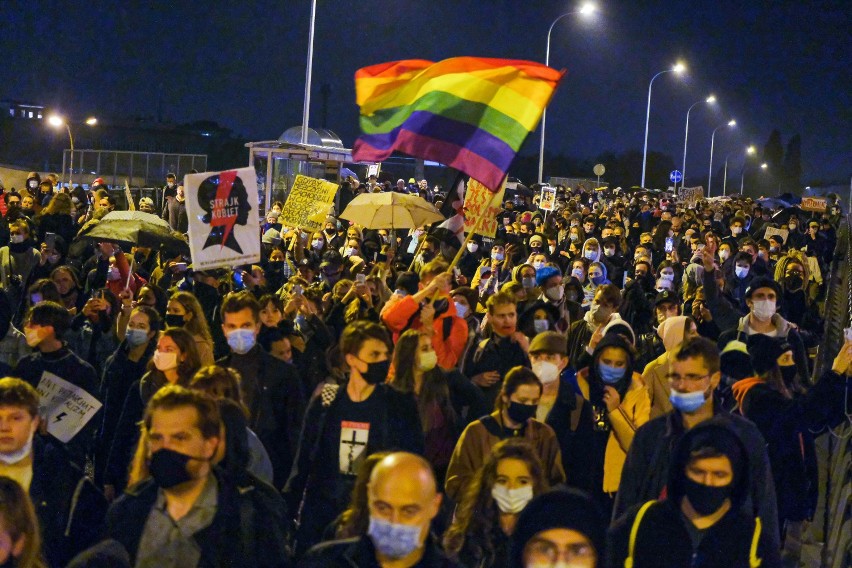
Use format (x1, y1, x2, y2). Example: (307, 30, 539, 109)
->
(353, 57, 564, 191)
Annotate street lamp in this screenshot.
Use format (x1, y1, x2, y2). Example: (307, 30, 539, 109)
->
(739, 145, 756, 193)
(680, 95, 715, 191)
(641, 62, 686, 188)
(47, 115, 97, 188)
(537, 2, 596, 183)
(761, 163, 768, 169)
(707, 119, 735, 197)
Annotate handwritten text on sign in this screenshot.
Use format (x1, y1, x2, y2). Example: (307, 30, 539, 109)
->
(279, 175, 339, 232)
(800, 197, 827, 212)
(463, 178, 506, 238)
(36, 372, 102, 444)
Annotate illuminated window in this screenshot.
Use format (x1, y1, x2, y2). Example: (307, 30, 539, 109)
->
(8, 109, 12, 117)
(28, 111, 33, 118)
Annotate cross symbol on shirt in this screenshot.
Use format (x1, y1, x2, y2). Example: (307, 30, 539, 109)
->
(343, 430, 367, 474)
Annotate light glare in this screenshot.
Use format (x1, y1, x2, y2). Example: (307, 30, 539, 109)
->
(747, 146, 756, 155)
(85, 117, 98, 126)
(579, 2, 596, 15)
(673, 62, 686, 74)
(48, 115, 64, 127)
(760, 163, 768, 169)
(727, 119, 736, 127)
(706, 95, 716, 104)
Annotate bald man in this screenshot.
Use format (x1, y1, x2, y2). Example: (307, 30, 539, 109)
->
(299, 452, 462, 567)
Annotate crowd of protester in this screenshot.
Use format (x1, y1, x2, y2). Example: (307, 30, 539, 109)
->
(0, 169, 848, 567)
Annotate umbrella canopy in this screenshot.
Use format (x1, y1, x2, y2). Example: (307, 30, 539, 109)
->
(770, 206, 814, 226)
(339, 191, 444, 229)
(76, 211, 189, 253)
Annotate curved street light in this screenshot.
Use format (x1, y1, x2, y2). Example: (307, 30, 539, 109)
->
(707, 119, 735, 197)
(739, 145, 757, 193)
(641, 62, 686, 188)
(680, 95, 715, 190)
(537, 3, 596, 183)
(47, 115, 97, 188)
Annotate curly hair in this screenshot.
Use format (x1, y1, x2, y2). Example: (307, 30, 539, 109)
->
(443, 439, 548, 563)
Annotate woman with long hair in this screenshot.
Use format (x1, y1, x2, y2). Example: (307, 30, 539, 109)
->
(444, 439, 548, 567)
(0, 476, 45, 568)
(50, 265, 86, 313)
(165, 291, 214, 364)
(390, 330, 458, 483)
(34, 192, 76, 244)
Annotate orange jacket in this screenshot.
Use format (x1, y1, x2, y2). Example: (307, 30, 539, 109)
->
(381, 295, 468, 370)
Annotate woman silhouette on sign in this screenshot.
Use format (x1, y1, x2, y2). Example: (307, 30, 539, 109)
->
(197, 172, 251, 253)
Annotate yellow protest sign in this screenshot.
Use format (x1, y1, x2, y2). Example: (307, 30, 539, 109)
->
(464, 178, 506, 238)
(279, 175, 340, 231)
(800, 196, 827, 212)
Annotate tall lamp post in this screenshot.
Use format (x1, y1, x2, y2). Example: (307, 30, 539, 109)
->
(739, 145, 756, 193)
(641, 61, 686, 189)
(680, 95, 715, 191)
(707, 119, 735, 197)
(538, 2, 596, 183)
(48, 115, 97, 188)
(301, 0, 318, 144)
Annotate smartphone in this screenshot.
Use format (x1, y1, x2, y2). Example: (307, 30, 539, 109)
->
(233, 270, 244, 288)
(45, 232, 56, 250)
(665, 237, 674, 253)
(94, 289, 105, 300)
(293, 284, 303, 295)
(355, 273, 366, 284)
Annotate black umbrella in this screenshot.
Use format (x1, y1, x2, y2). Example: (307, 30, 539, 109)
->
(770, 206, 809, 226)
(75, 211, 189, 254)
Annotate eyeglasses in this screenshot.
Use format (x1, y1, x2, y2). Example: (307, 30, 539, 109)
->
(666, 373, 710, 384)
(525, 538, 595, 565)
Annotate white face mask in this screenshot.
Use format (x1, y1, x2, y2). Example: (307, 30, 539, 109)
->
(734, 266, 749, 279)
(571, 268, 584, 280)
(532, 360, 560, 385)
(751, 299, 776, 321)
(532, 261, 545, 271)
(719, 249, 730, 261)
(533, 318, 549, 334)
(544, 286, 563, 302)
(660, 272, 675, 282)
(467, 242, 479, 253)
(604, 248, 615, 257)
(492, 252, 505, 261)
(344, 247, 356, 257)
(153, 350, 179, 372)
(584, 250, 596, 260)
(107, 266, 121, 281)
(417, 350, 438, 372)
(549, 245, 556, 254)
(731, 226, 742, 235)
(0, 424, 35, 465)
(9, 235, 24, 244)
(311, 239, 324, 250)
(491, 484, 534, 514)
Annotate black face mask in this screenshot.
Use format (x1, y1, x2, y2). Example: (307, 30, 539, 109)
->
(149, 448, 195, 489)
(164, 314, 185, 327)
(784, 275, 804, 291)
(780, 365, 798, 387)
(359, 358, 390, 385)
(682, 476, 731, 516)
(507, 401, 537, 424)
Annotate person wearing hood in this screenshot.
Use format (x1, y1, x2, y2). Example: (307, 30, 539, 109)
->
(0, 291, 27, 371)
(644, 315, 700, 419)
(583, 261, 610, 305)
(575, 334, 649, 516)
(600, 236, 627, 287)
(566, 284, 623, 373)
(512, 263, 540, 315)
(614, 336, 780, 550)
(608, 422, 781, 568)
(508, 487, 606, 568)
(774, 252, 823, 338)
(458, 235, 484, 280)
(731, 335, 851, 556)
(0, 220, 41, 316)
(718, 276, 810, 387)
(535, 265, 571, 332)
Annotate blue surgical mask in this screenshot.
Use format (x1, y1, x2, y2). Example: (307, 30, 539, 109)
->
(227, 329, 256, 354)
(533, 318, 549, 334)
(454, 302, 469, 318)
(522, 276, 536, 289)
(598, 362, 626, 384)
(367, 516, 422, 559)
(669, 388, 707, 413)
(125, 328, 149, 347)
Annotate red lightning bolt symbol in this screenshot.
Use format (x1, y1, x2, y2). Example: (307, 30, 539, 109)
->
(209, 170, 238, 249)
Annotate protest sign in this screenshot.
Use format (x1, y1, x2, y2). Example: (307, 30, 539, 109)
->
(800, 196, 827, 212)
(366, 164, 380, 178)
(124, 179, 136, 211)
(185, 167, 261, 270)
(678, 186, 705, 208)
(764, 226, 789, 244)
(36, 372, 102, 444)
(539, 186, 557, 211)
(278, 175, 340, 233)
(464, 178, 506, 237)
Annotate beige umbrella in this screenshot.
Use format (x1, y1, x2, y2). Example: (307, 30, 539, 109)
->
(339, 191, 444, 229)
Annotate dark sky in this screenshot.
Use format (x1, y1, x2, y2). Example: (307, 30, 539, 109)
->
(3, 1, 849, 184)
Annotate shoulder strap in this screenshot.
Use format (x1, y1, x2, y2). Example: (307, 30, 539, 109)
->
(442, 316, 453, 342)
(749, 516, 763, 568)
(570, 394, 584, 432)
(624, 500, 656, 568)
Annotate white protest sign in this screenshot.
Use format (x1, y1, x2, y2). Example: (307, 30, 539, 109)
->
(279, 175, 340, 233)
(539, 186, 557, 211)
(678, 186, 705, 208)
(764, 226, 789, 244)
(184, 167, 261, 270)
(463, 178, 506, 238)
(35, 372, 102, 444)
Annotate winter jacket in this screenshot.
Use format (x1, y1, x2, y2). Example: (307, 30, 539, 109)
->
(613, 406, 780, 551)
(462, 334, 531, 409)
(542, 376, 595, 493)
(444, 411, 565, 503)
(30, 438, 108, 568)
(382, 295, 468, 370)
(299, 534, 462, 568)
(107, 468, 290, 568)
(643, 315, 693, 419)
(608, 498, 781, 568)
(162, 196, 188, 233)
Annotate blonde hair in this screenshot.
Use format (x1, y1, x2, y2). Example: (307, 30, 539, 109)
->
(0, 476, 46, 568)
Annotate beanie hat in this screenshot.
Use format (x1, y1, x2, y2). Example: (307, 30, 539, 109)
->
(746, 334, 785, 375)
(601, 318, 636, 346)
(509, 489, 605, 568)
(528, 331, 568, 355)
(451, 286, 479, 312)
(720, 340, 754, 380)
(395, 271, 420, 295)
(745, 276, 781, 299)
(261, 228, 281, 245)
(535, 265, 561, 287)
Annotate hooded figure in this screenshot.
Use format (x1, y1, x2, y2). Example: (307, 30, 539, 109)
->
(644, 315, 697, 419)
(607, 422, 780, 568)
(581, 237, 602, 263)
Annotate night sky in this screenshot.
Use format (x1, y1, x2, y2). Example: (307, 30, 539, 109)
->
(3, 1, 849, 184)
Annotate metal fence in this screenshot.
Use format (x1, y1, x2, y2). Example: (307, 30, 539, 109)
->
(61, 149, 207, 188)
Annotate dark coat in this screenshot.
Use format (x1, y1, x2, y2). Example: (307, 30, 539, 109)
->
(607, 499, 781, 568)
(31, 438, 108, 567)
(298, 535, 462, 568)
(462, 334, 530, 408)
(613, 405, 781, 551)
(107, 468, 290, 568)
(34, 211, 77, 245)
(542, 376, 596, 493)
